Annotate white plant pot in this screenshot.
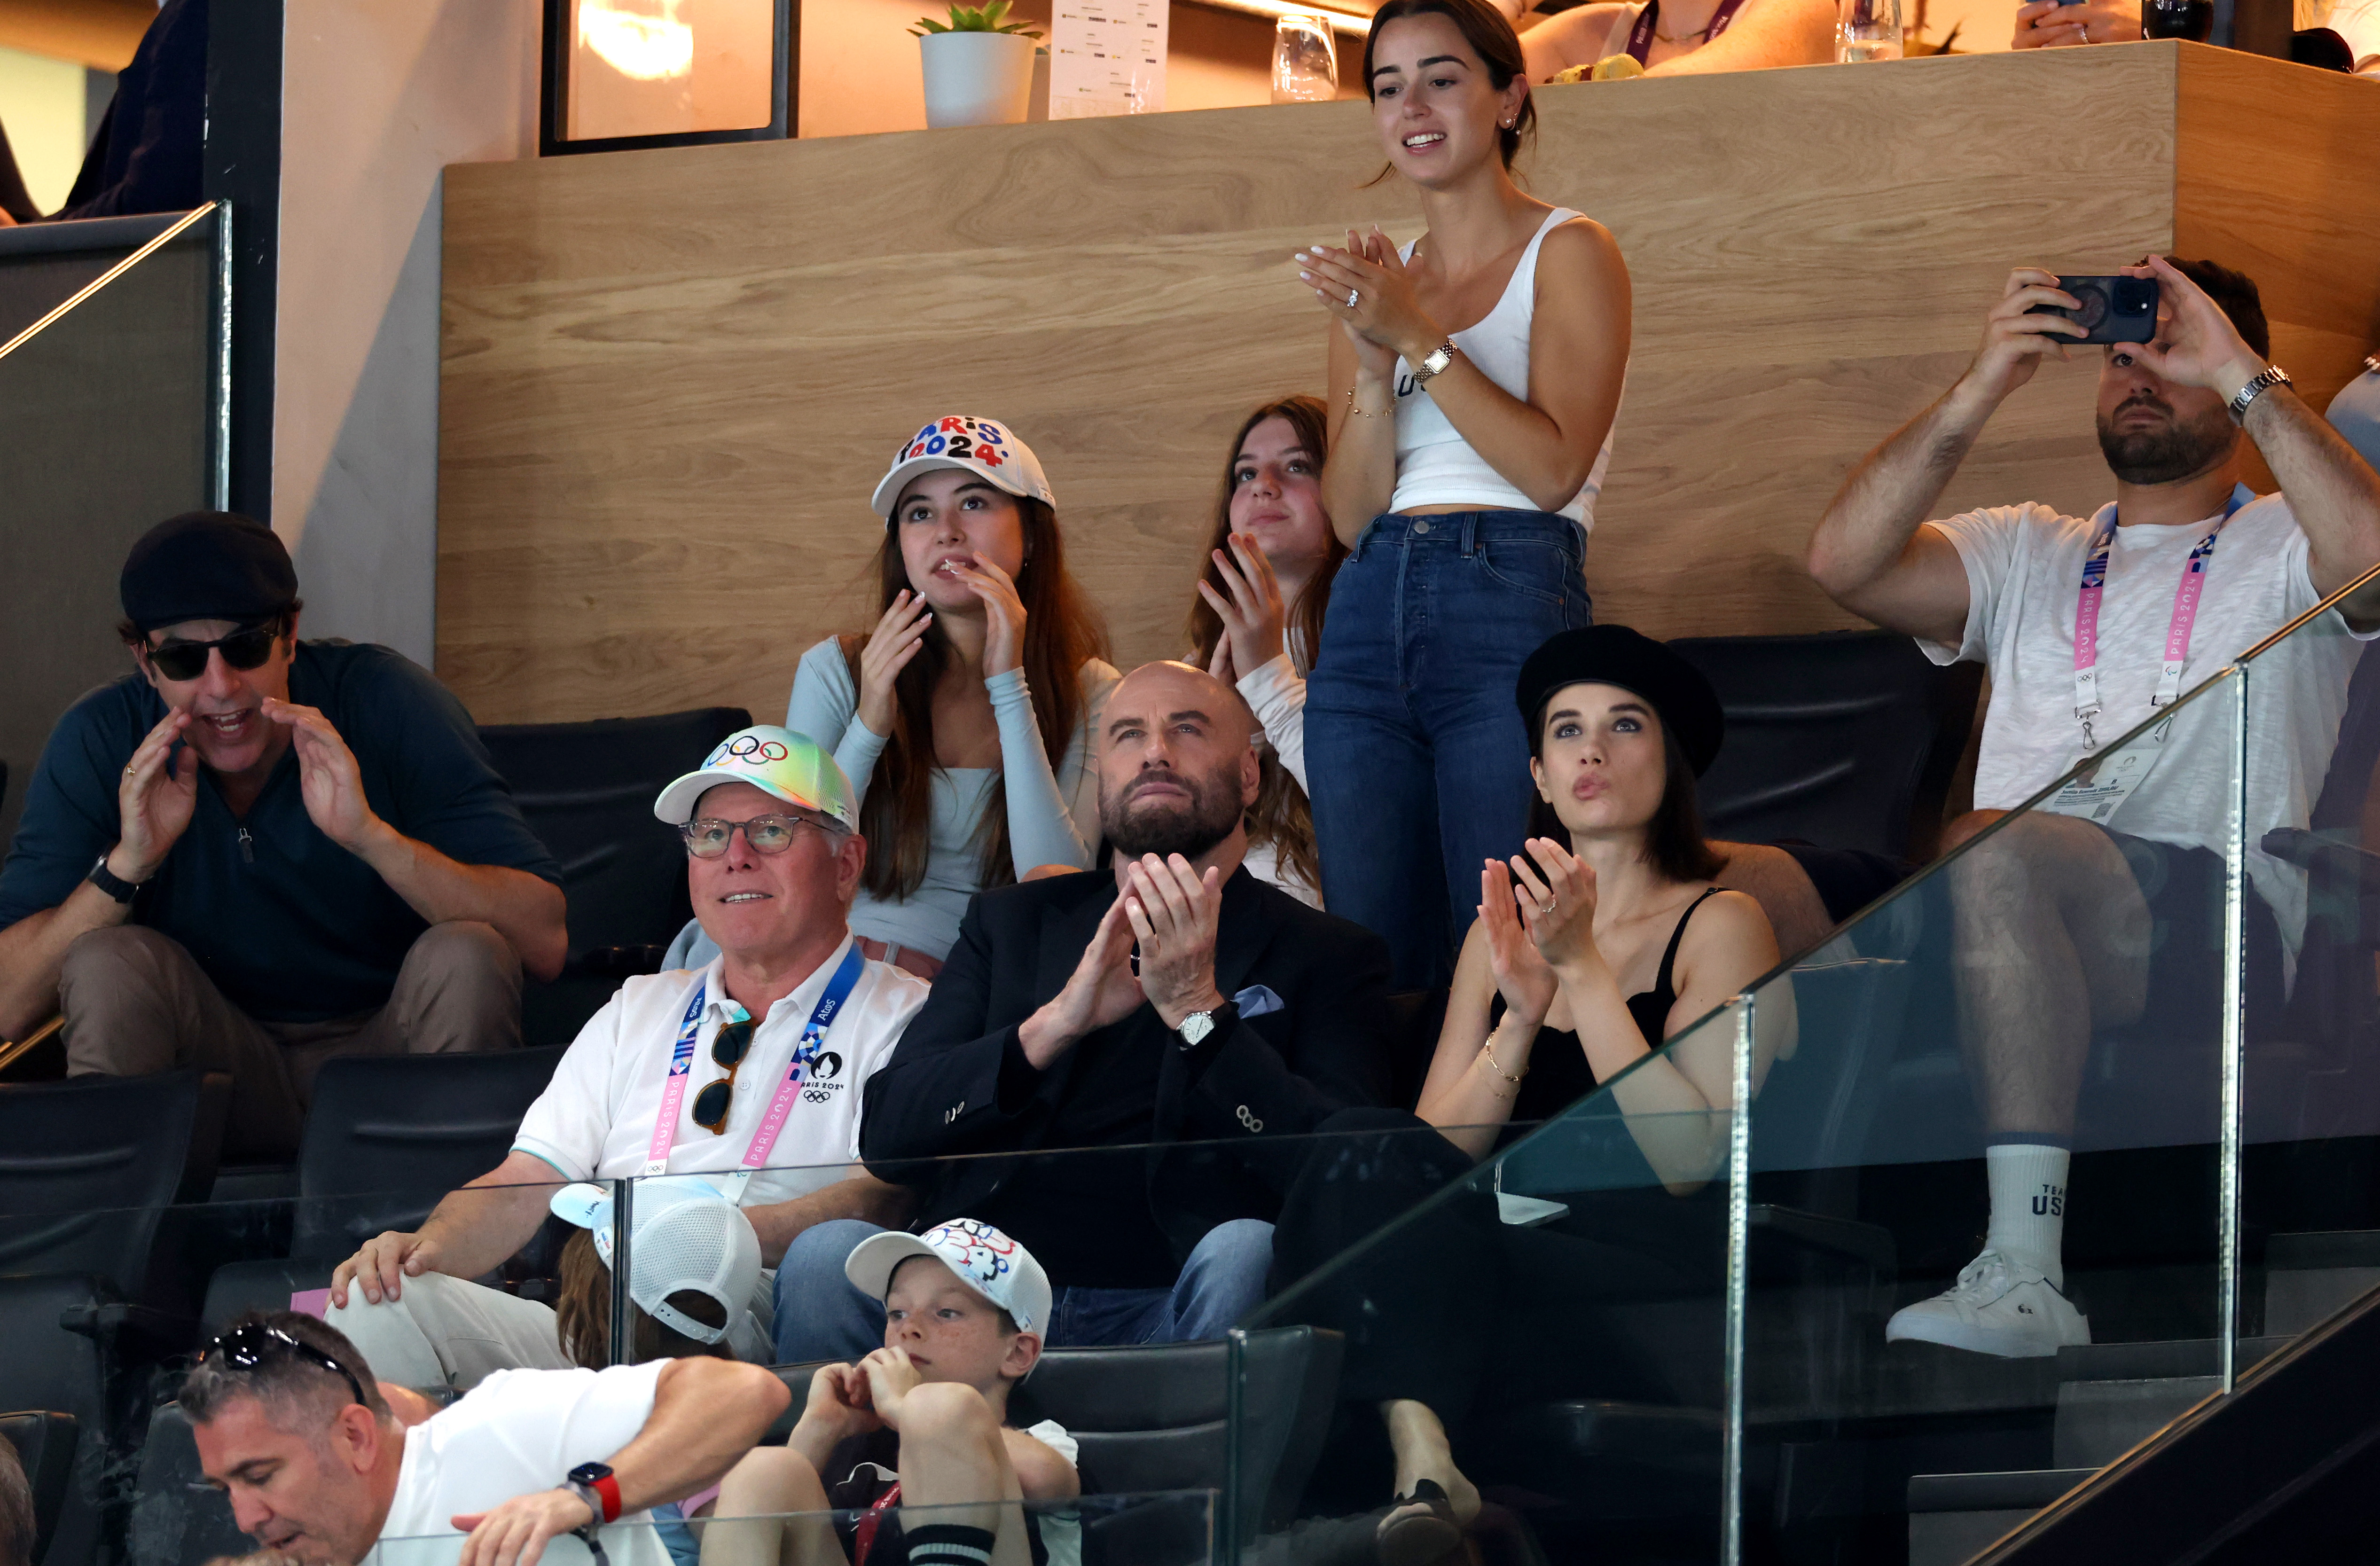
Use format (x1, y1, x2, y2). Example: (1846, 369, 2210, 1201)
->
(920, 30, 1037, 129)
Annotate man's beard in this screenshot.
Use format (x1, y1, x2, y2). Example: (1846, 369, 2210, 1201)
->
(1103, 766, 1244, 860)
(2097, 396, 2235, 485)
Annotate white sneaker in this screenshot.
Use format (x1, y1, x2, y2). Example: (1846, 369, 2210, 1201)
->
(1884, 1249, 2091, 1358)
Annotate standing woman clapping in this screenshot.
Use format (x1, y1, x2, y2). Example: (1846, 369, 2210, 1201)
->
(1294, 0, 1631, 987)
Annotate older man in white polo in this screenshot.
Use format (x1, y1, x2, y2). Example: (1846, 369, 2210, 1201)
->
(325, 726, 927, 1388)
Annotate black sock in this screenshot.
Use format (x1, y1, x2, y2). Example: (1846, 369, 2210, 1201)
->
(903, 1522, 997, 1566)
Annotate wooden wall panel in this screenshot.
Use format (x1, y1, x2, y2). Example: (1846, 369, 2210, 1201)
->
(438, 44, 2294, 725)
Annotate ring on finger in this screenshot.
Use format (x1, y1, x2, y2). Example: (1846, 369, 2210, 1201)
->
(1540, 897, 1557, 915)
(1346, 286, 1361, 309)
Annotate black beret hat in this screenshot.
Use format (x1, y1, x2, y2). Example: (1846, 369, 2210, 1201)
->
(119, 511, 299, 635)
(1514, 626, 1726, 777)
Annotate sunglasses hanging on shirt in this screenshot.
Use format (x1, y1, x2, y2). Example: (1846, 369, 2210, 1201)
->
(692, 1011, 757, 1133)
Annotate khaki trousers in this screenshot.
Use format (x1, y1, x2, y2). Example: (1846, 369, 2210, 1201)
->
(57, 921, 523, 1162)
(325, 1270, 574, 1390)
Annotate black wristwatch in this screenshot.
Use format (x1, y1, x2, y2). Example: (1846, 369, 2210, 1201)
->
(87, 853, 143, 906)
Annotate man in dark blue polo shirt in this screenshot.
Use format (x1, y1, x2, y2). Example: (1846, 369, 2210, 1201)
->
(0, 512, 568, 1159)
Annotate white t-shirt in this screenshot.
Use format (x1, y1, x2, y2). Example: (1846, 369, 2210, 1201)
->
(514, 939, 929, 1204)
(1923, 491, 2372, 950)
(370, 1363, 671, 1566)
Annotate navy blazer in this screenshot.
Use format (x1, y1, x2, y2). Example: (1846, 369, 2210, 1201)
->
(860, 865, 1394, 1262)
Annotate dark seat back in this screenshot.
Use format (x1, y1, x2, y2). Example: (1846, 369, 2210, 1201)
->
(0, 1410, 75, 1565)
(481, 707, 750, 1049)
(1745, 957, 1915, 1175)
(1668, 632, 1981, 861)
(0, 1072, 225, 1300)
(478, 707, 752, 959)
(127, 1403, 246, 1566)
(773, 1325, 1342, 1541)
(288, 1047, 565, 1260)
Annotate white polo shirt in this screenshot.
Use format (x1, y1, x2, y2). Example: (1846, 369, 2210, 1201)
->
(513, 937, 927, 1206)
(370, 1364, 670, 1566)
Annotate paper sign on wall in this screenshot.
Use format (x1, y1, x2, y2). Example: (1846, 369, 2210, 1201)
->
(1048, 0, 1167, 117)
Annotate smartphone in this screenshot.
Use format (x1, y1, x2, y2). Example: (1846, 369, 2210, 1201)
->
(2027, 274, 2159, 345)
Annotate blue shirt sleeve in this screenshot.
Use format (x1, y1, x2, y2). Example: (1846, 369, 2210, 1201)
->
(0, 681, 150, 932)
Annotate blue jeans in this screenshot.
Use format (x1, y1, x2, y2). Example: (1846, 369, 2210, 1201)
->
(772, 1217, 1276, 1363)
(1306, 511, 1594, 988)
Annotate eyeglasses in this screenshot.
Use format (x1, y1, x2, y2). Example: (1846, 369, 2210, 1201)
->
(146, 622, 283, 682)
(205, 1322, 367, 1408)
(693, 1012, 757, 1133)
(678, 813, 836, 859)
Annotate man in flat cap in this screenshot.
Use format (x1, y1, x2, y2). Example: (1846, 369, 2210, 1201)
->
(0, 512, 568, 1159)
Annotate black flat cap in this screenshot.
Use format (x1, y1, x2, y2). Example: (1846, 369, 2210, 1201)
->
(1515, 626, 1726, 777)
(119, 511, 298, 634)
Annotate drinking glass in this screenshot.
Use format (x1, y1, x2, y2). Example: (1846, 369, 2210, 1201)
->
(1835, 0, 1903, 60)
(1272, 14, 1337, 103)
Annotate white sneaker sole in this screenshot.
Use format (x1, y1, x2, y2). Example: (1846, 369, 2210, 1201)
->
(1885, 1310, 2089, 1358)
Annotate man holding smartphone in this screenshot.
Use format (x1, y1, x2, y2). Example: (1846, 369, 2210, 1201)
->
(1808, 258, 2380, 1357)
(0, 511, 567, 1160)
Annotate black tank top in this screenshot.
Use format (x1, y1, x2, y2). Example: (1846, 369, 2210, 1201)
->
(1490, 887, 1721, 1128)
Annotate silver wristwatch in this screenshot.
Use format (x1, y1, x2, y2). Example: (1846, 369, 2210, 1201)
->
(2227, 364, 2292, 424)
(1177, 1000, 1237, 1050)
(1411, 339, 1456, 386)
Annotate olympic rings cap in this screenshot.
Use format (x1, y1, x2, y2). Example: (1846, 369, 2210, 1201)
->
(846, 1217, 1054, 1339)
(870, 415, 1055, 520)
(652, 725, 860, 830)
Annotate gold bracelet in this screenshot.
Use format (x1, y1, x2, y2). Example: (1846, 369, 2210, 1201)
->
(1479, 1037, 1528, 1086)
(1345, 385, 1378, 420)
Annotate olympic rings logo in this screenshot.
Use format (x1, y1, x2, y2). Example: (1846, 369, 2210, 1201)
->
(713, 736, 790, 764)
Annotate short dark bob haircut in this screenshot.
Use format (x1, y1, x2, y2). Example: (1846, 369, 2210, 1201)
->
(1525, 686, 1725, 884)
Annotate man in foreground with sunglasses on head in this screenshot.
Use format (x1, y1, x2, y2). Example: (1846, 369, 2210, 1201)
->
(0, 510, 566, 1161)
(326, 727, 924, 1390)
(186, 1310, 788, 1566)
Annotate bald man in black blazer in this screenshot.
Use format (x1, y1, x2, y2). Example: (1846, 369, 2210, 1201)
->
(769, 661, 1393, 1362)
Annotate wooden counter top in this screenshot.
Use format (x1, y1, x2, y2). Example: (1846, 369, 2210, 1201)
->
(438, 41, 2380, 725)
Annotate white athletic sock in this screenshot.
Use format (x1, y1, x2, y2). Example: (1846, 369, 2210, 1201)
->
(1984, 1143, 2070, 1289)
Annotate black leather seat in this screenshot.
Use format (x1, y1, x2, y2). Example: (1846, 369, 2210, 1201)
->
(0, 1072, 229, 1566)
(125, 1404, 246, 1566)
(201, 1046, 566, 1328)
(773, 1325, 1343, 1557)
(479, 707, 752, 1049)
(1669, 631, 1981, 860)
(0, 1411, 76, 1566)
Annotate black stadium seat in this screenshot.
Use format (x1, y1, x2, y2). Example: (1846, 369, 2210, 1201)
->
(1669, 631, 1981, 861)
(201, 1047, 566, 1329)
(0, 1411, 77, 1566)
(479, 707, 751, 1049)
(0, 1072, 228, 1566)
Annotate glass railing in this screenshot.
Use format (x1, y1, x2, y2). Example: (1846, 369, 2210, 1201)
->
(0, 202, 228, 854)
(1225, 560, 2380, 1561)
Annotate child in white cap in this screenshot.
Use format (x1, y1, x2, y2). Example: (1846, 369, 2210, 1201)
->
(700, 1218, 1079, 1566)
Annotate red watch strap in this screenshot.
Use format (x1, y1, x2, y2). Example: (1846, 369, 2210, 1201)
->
(592, 1474, 622, 1523)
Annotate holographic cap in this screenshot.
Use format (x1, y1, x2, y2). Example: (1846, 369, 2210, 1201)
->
(652, 725, 860, 830)
(845, 1217, 1053, 1336)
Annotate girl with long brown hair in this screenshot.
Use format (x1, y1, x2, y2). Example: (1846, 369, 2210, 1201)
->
(1182, 395, 1347, 903)
(670, 418, 1114, 980)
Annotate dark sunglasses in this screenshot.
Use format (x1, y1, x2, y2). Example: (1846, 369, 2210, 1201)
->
(147, 622, 283, 682)
(205, 1322, 367, 1407)
(692, 1014, 757, 1133)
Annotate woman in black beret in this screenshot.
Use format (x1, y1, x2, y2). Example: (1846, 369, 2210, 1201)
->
(1412, 623, 1785, 1177)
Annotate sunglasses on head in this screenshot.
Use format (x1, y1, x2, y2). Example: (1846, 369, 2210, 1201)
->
(205, 1322, 367, 1408)
(693, 1012, 757, 1133)
(146, 621, 284, 682)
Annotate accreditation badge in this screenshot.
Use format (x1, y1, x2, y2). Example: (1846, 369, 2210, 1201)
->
(2039, 719, 2172, 826)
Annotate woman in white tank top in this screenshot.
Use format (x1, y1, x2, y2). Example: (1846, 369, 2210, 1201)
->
(1291, 0, 1631, 991)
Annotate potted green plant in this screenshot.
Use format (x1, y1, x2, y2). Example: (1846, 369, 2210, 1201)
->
(912, 0, 1044, 128)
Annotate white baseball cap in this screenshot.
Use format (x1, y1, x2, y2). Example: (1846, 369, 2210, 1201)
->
(551, 1177, 763, 1348)
(870, 416, 1056, 520)
(845, 1217, 1054, 1336)
(652, 724, 859, 830)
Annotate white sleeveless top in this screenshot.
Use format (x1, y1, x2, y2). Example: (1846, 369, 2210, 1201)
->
(1388, 206, 1617, 529)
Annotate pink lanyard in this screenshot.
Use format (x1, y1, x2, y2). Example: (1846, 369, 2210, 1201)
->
(1627, 0, 1747, 62)
(639, 943, 865, 1179)
(2072, 488, 2249, 751)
